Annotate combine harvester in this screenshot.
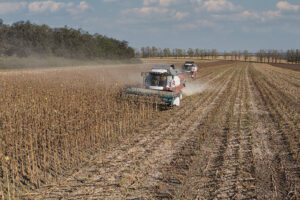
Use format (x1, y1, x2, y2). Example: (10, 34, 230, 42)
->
(182, 61, 198, 79)
(122, 64, 186, 107)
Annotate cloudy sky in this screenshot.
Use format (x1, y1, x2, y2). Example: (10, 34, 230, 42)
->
(0, 0, 300, 51)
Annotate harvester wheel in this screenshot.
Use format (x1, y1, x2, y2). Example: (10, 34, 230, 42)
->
(174, 97, 180, 106)
(179, 91, 183, 100)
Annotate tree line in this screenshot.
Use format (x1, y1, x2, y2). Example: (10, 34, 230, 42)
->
(0, 19, 134, 59)
(136, 47, 300, 64)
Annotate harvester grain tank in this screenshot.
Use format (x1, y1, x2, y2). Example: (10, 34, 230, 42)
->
(122, 64, 185, 106)
(182, 61, 198, 79)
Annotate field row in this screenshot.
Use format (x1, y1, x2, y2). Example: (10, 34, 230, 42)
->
(1, 62, 299, 199)
(0, 65, 155, 198)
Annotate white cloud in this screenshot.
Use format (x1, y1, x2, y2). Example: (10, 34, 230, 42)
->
(212, 9, 282, 23)
(159, 0, 173, 7)
(103, 0, 119, 2)
(240, 10, 260, 20)
(144, 0, 158, 6)
(144, 0, 178, 7)
(174, 12, 189, 20)
(261, 10, 281, 21)
(0, 2, 27, 15)
(123, 6, 169, 15)
(177, 19, 214, 30)
(212, 10, 261, 22)
(277, 1, 299, 11)
(202, 0, 238, 12)
(28, 1, 89, 15)
(28, 1, 69, 13)
(67, 1, 90, 15)
(190, 0, 202, 5)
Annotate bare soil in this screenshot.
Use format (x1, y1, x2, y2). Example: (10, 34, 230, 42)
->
(20, 62, 299, 199)
(270, 63, 300, 71)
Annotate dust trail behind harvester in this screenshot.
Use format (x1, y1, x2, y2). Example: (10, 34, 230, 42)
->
(182, 81, 209, 96)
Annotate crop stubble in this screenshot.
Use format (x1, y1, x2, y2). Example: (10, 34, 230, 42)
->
(0, 61, 299, 199)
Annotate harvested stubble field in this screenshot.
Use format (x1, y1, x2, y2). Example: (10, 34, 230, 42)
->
(270, 63, 300, 72)
(0, 61, 299, 200)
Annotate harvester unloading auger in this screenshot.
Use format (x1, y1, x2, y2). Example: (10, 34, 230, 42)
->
(121, 64, 189, 107)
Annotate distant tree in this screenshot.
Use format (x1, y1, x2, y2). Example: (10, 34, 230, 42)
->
(152, 46, 158, 57)
(214, 50, 217, 59)
(172, 49, 177, 58)
(256, 50, 265, 62)
(134, 48, 139, 57)
(204, 49, 208, 59)
(223, 51, 228, 60)
(183, 49, 187, 58)
(200, 49, 205, 59)
(141, 47, 146, 58)
(235, 51, 238, 60)
(278, 50, 284, 63)
(207, 49, 211, 59)
(286, 49, 300, 63)
(176, 48, 183, 58)
(163, 48, 170, 57)
(195, 48, 200, 57)
(231, 51, 238, 61)
(237, 51, 241, 61)
(158, 48, 163, 57)
(0, 19, 134, 59)
(266, 49, 272, 63)
(145, 46, 151, 57)
(187, 48, 194, 57)
(271, 50, 279, 63)
(243, 50, 249, 62)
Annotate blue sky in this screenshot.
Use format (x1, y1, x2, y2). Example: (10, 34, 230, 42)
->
(0, 0, 299, 51)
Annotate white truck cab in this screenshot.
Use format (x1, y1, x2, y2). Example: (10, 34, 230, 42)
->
(182, 61, 198, 78)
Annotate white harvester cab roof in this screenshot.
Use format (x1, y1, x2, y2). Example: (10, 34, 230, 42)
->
(150, 69, 168, 74)
(150, 65, 181, 75)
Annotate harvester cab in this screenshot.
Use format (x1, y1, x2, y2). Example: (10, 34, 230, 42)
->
(144, 65, 185, 93)
(122, 65, 186, 107)
(182, 61, 198, 79)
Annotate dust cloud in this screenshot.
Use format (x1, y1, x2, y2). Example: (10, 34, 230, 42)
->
(0, 55, 142, 70)
(182, 81, 209, 96)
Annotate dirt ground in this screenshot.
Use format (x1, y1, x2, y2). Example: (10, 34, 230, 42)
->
(21, 61, 299, 199)
(270, 63, 300, 71)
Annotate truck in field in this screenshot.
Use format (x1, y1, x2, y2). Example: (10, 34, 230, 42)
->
(122, 64, 185, 107)
(182, 61, 198, 79)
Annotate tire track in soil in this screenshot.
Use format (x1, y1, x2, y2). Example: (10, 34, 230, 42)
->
(195, 64, 247, 200)
(23, 63, 299, 200)
(203, 64, 257, 200)
(158, 64, 245, 200)
(164, 64, 257, 200)
(253, 68, 299, 113)
(231, 64, 256, 199)
(248, 63, 300, 199)
(258, 64, 300, 86)
(68, 65, 237, 198)
(213, 63, 244, 200)
(250, 65, 300, 165)
(135, 65, 240, 199)
(24, 64, 236, 199)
